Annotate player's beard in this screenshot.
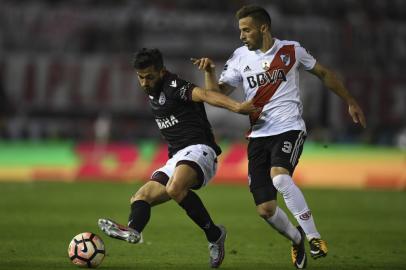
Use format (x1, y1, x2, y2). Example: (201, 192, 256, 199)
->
(144, 87, 158, 96)
(247, 34, 263, 51)
(144, 78, 163, 96)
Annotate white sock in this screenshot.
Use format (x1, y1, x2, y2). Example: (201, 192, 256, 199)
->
(273, 174, 321, 240)
(266, 206, 301, 245)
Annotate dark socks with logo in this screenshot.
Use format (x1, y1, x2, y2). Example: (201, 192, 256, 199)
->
(178, 191, 221, 242)
(128, 200, 151, 233)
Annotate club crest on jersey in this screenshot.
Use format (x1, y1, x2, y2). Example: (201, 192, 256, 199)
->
(280, 54, 290, 66)
(262, 61, 271, 70)
(158, 92, 166, 105)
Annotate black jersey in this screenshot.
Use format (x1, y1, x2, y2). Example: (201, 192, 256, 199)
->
(148, 71, 221, 158)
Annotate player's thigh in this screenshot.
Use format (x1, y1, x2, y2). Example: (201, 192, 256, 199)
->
(270, 130, 306, 176)
(248, 137, 277, 205)
(131, 180, 171, 206)
(150, 156, 177, 185)
(169, 163, 200, 191)
(172, 144, 218, 190)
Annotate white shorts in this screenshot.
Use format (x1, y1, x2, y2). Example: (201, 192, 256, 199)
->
(151, 144, 218, 189)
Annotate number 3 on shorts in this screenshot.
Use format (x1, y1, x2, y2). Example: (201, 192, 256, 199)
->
(282, 141, 292, 153)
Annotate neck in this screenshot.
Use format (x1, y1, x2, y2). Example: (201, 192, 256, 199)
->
(260, 33, 274, 53)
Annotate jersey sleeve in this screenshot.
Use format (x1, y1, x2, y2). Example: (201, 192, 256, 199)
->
(218, 51, 242, 87)
(295, 45, 316, 70)
(172, 78, 196, 102)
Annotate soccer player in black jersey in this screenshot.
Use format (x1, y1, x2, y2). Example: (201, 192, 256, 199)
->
(98, 48, 257, 268)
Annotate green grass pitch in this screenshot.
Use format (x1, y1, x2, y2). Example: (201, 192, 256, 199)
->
(0, 181, 405, 270)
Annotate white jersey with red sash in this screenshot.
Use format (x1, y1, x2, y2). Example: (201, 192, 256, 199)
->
(219, 38, 316, 138)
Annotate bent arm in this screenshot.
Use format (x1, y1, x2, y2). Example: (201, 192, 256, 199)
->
(191, 57, 236, 95)
(191, 87, 255, 115)
(309, 63, 353, 103)
(204, 71, 237, 96)
(204, 66, 222, 92)
(309, 62, 367, 128)
(217, 82, 236, 96)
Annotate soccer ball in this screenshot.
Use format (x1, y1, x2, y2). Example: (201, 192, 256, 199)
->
(68, 232, 105, 268)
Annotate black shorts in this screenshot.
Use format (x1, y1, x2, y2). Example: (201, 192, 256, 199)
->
(248, 130, 306, 205)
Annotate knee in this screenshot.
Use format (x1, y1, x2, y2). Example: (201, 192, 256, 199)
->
(130, 190, 151, 204)
(166, 181, 186, 201)
(256, 202, 277, 219)
(272, 174, 293, 193)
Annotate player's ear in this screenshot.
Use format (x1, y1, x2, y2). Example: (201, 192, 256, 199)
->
(159, 67, 166, 78)
(260, 24, 268, 34)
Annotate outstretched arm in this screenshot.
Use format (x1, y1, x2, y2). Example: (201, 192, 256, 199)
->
(191, 87, 256, 115)
(191, 57, 235, 96)
(309, 63, 367, 128)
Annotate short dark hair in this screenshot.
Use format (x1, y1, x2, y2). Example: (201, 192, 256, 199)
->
(132, 48, 164, 70)
(235, 5, 272, 28)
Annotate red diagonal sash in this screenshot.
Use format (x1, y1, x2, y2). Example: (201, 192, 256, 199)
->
(248, 45, 296, 135)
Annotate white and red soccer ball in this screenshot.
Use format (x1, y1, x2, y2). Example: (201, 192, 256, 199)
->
(68, 232, 105, 268)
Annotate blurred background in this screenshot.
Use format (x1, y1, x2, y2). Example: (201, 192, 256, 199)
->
(1, 3, 405, 269)
(0, 0, 405, 187)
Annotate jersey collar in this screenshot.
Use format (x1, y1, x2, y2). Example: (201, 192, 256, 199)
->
(255, 38, 280, 56)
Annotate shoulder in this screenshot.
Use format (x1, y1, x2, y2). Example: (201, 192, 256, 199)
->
(163, 72, 190, 89)
(235, 46, 255, 60)
(276, 39, 313, 59)
(163, 72, 179, 85)
(234, 46, 250, 56)
(224, 46, 253, 71)
(227, 46, 250, 62)
(277, 40, 316, 68)
(164, 72, 195, 100)
(277, 39, 302, 48)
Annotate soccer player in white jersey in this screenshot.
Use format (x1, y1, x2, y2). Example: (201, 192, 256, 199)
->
(192, 5, 366, 269)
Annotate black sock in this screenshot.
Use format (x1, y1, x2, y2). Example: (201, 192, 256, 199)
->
(128, 200, 151, 233)
(178, 191, 221, 242)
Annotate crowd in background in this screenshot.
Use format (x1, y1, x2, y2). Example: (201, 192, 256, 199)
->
(0, 0, 405, 146)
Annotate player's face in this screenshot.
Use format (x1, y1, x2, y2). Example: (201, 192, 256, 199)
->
(239, 17, 263, 51)
(136, 66, 165, 95)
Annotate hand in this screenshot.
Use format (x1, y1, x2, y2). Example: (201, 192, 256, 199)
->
(236, 99, 260, 115)
(191, 57, 215, 72)
(348, 101, 367, 128)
